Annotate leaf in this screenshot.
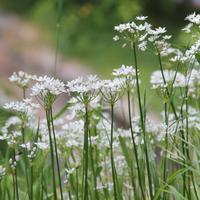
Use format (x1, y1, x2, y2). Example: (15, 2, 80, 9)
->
(195, 52, 200, 64)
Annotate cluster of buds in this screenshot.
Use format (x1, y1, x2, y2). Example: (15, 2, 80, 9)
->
(28, 146, 37, 162)
(9, 155, 20, 170)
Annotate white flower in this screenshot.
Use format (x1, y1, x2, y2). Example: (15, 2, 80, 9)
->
(31, 76, 66, 96)
(3, 99, 39, 120)
(31, 76, 66, 107)
(155, 27, 167, 35)
(67, 75, 102, 104)
(182, 23, 193, 33)
(113, 35, 119, 41)
(1, 116, 21, 134)
(150, 70, 186, 89)
(112, 65, 136, 77)
(20, 142, 32, 150)
(136, 16, 148, 21)
(101, 78, 123, 102)
(112, 65, 137, 91)
(65, 168, 75, 175)
(138, 41, 147, 51)
(171, 39, 200, 63)
(61, 120, 84, 148)
(9, 71, 35, 88)
(0, 166, 6, 180)
(35, 142, 49, 150)
(185, 12, 200, 25)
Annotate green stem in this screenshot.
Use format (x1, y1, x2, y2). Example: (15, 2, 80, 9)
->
(15, 168, 19, 200)
(110, 103, 118, 200)
(127, 90, 145, 200)
(162, 102, 168, 200)
(30, 164, 33, 200)
(89, 131, 99, 200)
(12, 150, 19, 200)
(180, 105, 187, 198)
(50, 107, 64, 200)
(76, 168, 79, 200)
(0, 181, 2, 200)
(158, 53, 178, 119)
(83, 105, 89, 200)
(12, 174, 15, 200)
(132, 42, 153, 199)
(45, 109, 57, 200)
(22, 126, 31, 200)
(185, 87, 199, 200)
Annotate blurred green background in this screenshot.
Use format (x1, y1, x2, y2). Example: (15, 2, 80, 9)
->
(0, 0, 199, 110)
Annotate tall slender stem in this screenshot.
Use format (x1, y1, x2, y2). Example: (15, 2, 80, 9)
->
(132, 42, 153, 199)
(158, 53, 178, 119)
(83, 105, 89, 200)
(110, 103, 118, 200)
(127, 90, 145, 200)
(45, 109, 57, 200)
(12, 173, 15, 200)
(15, 166, 19, 200)
(30, 164, 33, 200)
(89, 131, 99, 200)
(163, 102, 168, 200)
(50, 107, 64, 200)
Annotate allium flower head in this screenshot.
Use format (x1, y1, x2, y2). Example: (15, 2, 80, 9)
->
(182, 12, 200, 39)
(112, 65, 137, 91)
(31, 76, 66, 96)
(67, 75, 102, 104)
(112, 64, 136, 77)
(9, 71, 35, 89)
(170, 39, 200, 63)
(150, 70, 185, 101)
(101, 78, 123, 104)
(150, 70, 186, 89)
(185, 12, 200, 25)
(3, 98, 39, 121)
(113, 15, 172, 55)
(31, 75, 66, 108)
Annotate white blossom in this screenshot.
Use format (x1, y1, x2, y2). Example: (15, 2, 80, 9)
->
(150, 70, 186, 89)
(0, 166, 6, 180)
(3, 99, 39, 120)
(9, 71, 35, 88)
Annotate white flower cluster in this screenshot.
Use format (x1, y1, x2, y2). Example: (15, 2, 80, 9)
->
(112, 64, 136, 77)
(171, 39, 200, 63)
(3, 98, 39, 120)
(30, 75, 66, 108)
(67, 75, 102, 104)
(21, 143, 38, 161)
(61, 120, 84, 148)
(112, 64, 138, 91)
(9, 155, 20, 170)
(1, 116, 21, 134)
(0, 116, 22, 144)
(182, 12, 200, 33)
(113, 15, 174, 55)
(31, 76, 66, 96)
(150, 70, 186, 89)
(9, 71, 36, 89)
